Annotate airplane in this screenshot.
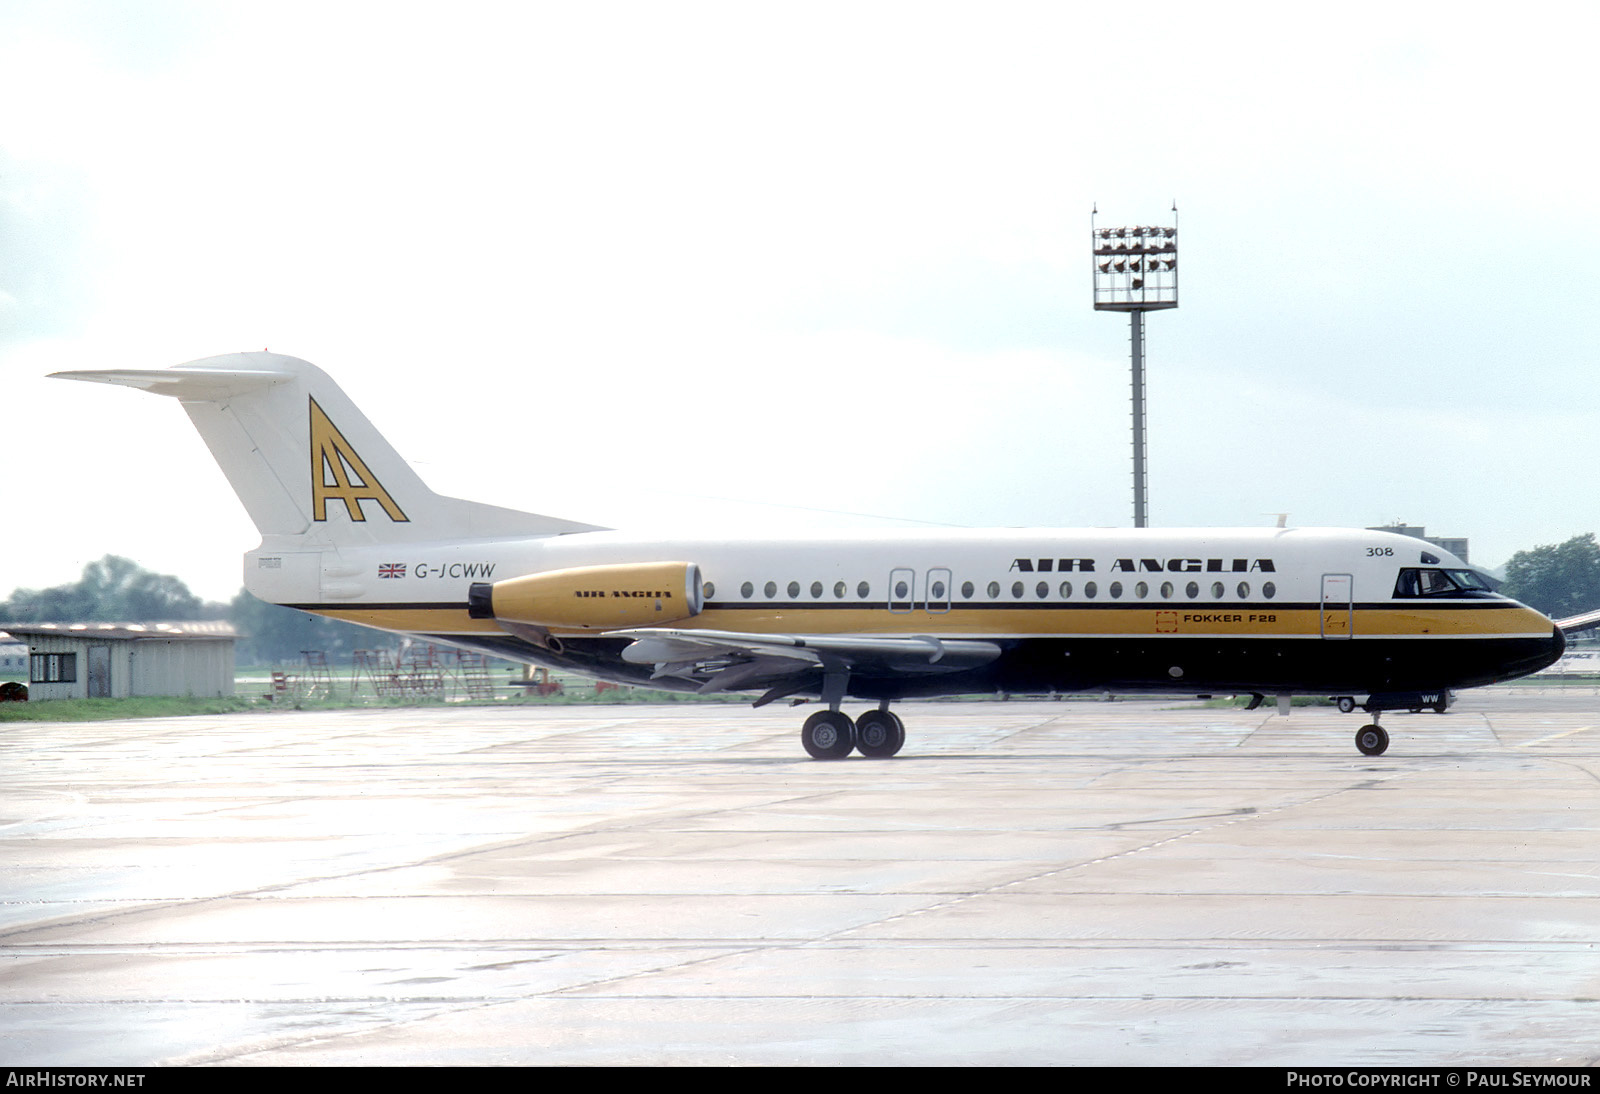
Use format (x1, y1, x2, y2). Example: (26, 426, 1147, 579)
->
(53, 352, 1568, 759)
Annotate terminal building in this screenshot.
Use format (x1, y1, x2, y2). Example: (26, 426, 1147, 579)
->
(0, 621, 236, 701)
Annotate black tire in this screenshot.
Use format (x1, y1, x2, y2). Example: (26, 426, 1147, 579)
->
(1336, 696, 1356, 714)
(855, 710, 904, 758)
(802, 710, 855, 760)
(1355, 725, 1389, 757)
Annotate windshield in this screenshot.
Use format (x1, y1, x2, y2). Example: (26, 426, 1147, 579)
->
(1393, 567, 1495, 598)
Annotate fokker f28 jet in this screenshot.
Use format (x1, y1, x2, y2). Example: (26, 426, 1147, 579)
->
(54, 353, 1567, 759)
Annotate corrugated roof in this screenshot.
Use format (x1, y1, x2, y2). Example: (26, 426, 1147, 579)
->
(0, 621, 237, 642)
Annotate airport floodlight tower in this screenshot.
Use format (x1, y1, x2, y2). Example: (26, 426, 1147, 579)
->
(1092, 204, 1178, 528)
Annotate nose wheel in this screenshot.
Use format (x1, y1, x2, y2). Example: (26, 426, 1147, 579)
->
(1355, 724, 1389, 756)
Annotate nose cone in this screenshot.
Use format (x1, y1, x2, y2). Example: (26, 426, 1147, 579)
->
(1486, 604, 1566, 683)
(1514, 616, 1566, 680)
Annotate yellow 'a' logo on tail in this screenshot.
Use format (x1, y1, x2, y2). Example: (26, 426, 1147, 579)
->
(309, 397, 408, 522)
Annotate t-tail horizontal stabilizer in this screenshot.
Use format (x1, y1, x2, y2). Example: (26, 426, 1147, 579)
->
(52, 352, 605, 545)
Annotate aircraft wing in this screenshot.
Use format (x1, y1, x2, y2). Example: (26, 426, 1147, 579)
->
(1555, 608, 1600, 636)
(612, 627, 1002, 701)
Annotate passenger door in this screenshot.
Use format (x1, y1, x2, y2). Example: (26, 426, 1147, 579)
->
(1320, 573, 1353, 638)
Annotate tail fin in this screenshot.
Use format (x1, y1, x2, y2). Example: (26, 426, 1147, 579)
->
(51, 352, 602, 546)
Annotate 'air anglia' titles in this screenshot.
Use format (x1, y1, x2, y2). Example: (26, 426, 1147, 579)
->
(1010, 557, 1276, 573)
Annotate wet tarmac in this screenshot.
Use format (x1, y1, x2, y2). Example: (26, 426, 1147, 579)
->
(2, 689, 1598, 1065)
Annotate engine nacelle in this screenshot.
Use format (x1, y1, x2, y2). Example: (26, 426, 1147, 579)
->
(467, 561, 703, 631)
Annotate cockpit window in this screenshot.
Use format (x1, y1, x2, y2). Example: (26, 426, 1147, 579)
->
(1393, 567, 1494, 598)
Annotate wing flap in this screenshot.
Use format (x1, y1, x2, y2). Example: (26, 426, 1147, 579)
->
(612, 627, 1001, 696)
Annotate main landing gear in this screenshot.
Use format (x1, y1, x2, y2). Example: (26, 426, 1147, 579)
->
(800, 705, 905, 759)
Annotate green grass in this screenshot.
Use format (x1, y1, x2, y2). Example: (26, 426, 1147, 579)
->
(0, 675, 745, 722)
(0, 696, 261, 722)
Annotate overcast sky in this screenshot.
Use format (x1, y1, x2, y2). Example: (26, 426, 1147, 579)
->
(4, 0, 1598, 602)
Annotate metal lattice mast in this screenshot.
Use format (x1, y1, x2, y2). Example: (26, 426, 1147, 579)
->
(1092, 203, 1178, 528)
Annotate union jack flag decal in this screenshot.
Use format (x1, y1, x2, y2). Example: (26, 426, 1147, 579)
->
(378, 563, 406, 579)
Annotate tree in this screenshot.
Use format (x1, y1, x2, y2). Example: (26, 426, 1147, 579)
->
(0, 556, 391, 665)
(227, 588, 392, 665)
(0, 555, 220, 622)
(1500, 533, 1600, 620)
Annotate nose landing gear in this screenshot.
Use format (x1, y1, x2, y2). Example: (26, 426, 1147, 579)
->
(1355, 722, 1390, 756)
